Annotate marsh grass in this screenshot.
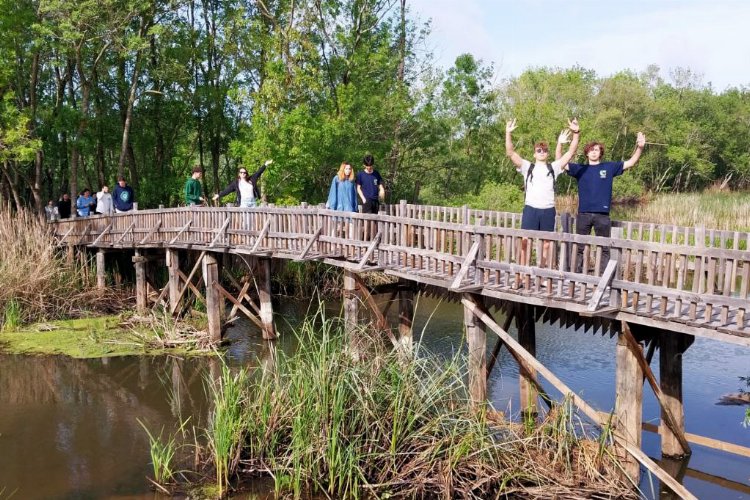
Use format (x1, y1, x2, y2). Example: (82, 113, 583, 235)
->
(139, 420, 178, 486)
(619, 192, 750, 230)
(191, 309, 634, 499)
(0, 209, 125, 327)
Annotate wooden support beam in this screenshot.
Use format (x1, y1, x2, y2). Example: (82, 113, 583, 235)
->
(176, 270, 205, 303)
(210, 217, 231, 247)
(214, 282, 265, 331)
(139, 220, 162, 245)
(621, 323, 691, 457)
(616, 323, 644, 481)
(516, 303, 538, 416)
(96, 250, 106, 289)
(57, 225, 75, 246)
(486, 310, 515, 379)
(228, 280, 252, 319)
(202, 253, 222, 343)
(296, 226, 322, 260)
(172, 251, 206, 316)
(398, 287, 414, 350)
(586, 259, 619, 312)
(659, 331, 693, 457)
(166, 249, 181, 314)
(450, 240, 480, 289)
(133, 250, 148, 313)
(250, 219, 271, 252)
(354, 276, 399, 348)
(343, 270, 360, 359)
(356, 230, 382, 270)
(460, 296, 697, 500)
(169, 220, 192, 245)
(463, 293, 487, 407)
(643, 422, 750, 459)
(76, 223, 92, 245)
(256, 258, 276, 340)
(90, 224, 112, 246)
(114, 222, 136, 246)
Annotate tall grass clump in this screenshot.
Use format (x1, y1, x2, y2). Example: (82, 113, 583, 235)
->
(138, 420, 178, 487)
(0, 209, 121, 326)
(198, 309, 634, 498)
(619, 191, 750, 230)
(205, 364, 249, 497)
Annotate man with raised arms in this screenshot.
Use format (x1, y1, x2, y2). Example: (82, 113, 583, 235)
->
(505, 118, 580, 269)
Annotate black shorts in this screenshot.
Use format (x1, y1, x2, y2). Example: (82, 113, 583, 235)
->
(362, 199, 380, 214)
(521, 205, 556, 231)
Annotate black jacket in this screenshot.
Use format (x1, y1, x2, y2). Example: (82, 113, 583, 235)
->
(217, 164, 267, 204)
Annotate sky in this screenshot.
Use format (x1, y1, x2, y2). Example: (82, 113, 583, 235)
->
(408, 0, 750, 91)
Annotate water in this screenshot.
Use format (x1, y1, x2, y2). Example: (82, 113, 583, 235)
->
(1, 297, 748, 499)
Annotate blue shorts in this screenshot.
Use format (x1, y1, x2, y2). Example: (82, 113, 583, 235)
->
(521, 206, 556, 231)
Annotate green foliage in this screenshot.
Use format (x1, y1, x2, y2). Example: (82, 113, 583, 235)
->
(138, 420, 178, 485)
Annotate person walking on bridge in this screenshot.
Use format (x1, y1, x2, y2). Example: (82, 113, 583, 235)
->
(356, 154, 384, 214)
(185, 165, 205, 206)
(563, 131, 646, 272)
(212, 159, 272, 208)
(505, 118, 580, 268)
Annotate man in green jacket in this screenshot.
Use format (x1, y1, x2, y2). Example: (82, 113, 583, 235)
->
(184, 165, 204, 205)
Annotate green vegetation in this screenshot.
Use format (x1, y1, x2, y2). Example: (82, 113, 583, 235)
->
(1, 2, 749, 215)
(618, 191, 750, 230)
(157, 311, 633, 498)
(138, 420, 178, 486)
(0, 314, 214, 358)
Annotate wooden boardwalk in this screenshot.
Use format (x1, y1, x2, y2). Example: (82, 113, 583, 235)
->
(53, 202, 750, 346)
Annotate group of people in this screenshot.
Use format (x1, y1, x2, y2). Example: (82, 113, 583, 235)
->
(505, 117, 646, 270)
(45, 177, 135, 221)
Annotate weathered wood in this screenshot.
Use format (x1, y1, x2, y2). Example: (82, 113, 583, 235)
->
(166, 249, 181, 314)
(622, 323, 691, 456)
(659, 331, 693, 457)
(398, 287, 414, 350)
(356, 230, 382, 269)
(214, 282, 265, 330)
(172, 251, 206, 315)
(139, 220, 162, 245)
(463, 293, 487, 407)
(296, 226, 323, 260)
(354, 276, 398, 348)
(587, 259, 619, 311)
(450, 239, 480, 289)
(113, 222, 136, 246)
(461, 296, 697, 500)
(90, 224, 112, 246)
(516, 303, 537, 416)
(202, 253, 222, 343)
(256, 258, 275, 340)
(250, 218, 271, 252)
(169, 220, 192, 244)
(96, 250, 106, 289)
(642, 422, 750, 459)
(615, 323, 644, 481)
(134, 250, 148, 313)
(486, 310, 515, 379)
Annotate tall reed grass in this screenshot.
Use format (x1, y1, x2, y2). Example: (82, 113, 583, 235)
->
(194, 309, 634, 499)
(0, 209, 122, 328)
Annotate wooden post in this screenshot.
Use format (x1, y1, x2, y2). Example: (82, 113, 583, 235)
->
(96, 250, 106, 289)
(166, 249, 181, 314)
(202, 252, 222, 343)
(660, 332, 693, 457)
(343, 270, 360, 358)
(616, 321, 644, 481)
(516, 303, 537, 416)
(398, 285, 414, 351)
(609, 227, 623, 308)
(257, 258, 276, 340)
(134, 250, 148, 313)
(464, 293, 487, 406)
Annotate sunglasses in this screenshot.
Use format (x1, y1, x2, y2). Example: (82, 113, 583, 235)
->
(535, 148, 548, 153)
(239, 171, 248, 175)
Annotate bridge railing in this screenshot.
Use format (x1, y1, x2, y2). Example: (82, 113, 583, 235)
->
(52, 205, 750, 336)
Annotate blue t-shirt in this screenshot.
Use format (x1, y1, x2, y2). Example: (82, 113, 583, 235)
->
(113, 185, 135, 211)
(355, 169, 383, 201)
(566, 161, 624, 214)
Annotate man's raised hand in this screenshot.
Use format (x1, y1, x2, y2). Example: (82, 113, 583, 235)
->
(636, 132, 646, 148)
(558, 129, 570, 144)
(505, 118, 517, 134)
(568, 118, 580, 133)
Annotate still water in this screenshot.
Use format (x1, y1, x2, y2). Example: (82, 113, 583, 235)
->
(1, 297, 748, 499)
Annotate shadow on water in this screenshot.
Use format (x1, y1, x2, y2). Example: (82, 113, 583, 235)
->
(0, 296, 748, 498)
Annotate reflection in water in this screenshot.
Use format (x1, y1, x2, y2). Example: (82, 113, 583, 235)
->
(0, 296, 748, 499)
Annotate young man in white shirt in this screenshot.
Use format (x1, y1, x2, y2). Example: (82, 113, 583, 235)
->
(505, 118, 580, 268)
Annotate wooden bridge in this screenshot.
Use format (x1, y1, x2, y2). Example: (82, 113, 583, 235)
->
(52, 202, 750, 498)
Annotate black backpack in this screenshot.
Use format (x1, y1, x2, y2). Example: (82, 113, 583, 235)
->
(525, 162, 556, 193)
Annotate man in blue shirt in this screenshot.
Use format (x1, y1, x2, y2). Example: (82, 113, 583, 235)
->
(113, 176, 135, 213)
(563, 132, 646, 272)
(355, 154, 384, 214)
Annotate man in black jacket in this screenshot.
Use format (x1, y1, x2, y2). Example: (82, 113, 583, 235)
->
(57, 193, 72, 219)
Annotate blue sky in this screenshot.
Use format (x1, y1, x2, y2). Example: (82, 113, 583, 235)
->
(408, 0, 750, 90)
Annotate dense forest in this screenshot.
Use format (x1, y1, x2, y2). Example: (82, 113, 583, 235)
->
(1, 0, 749, 212)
